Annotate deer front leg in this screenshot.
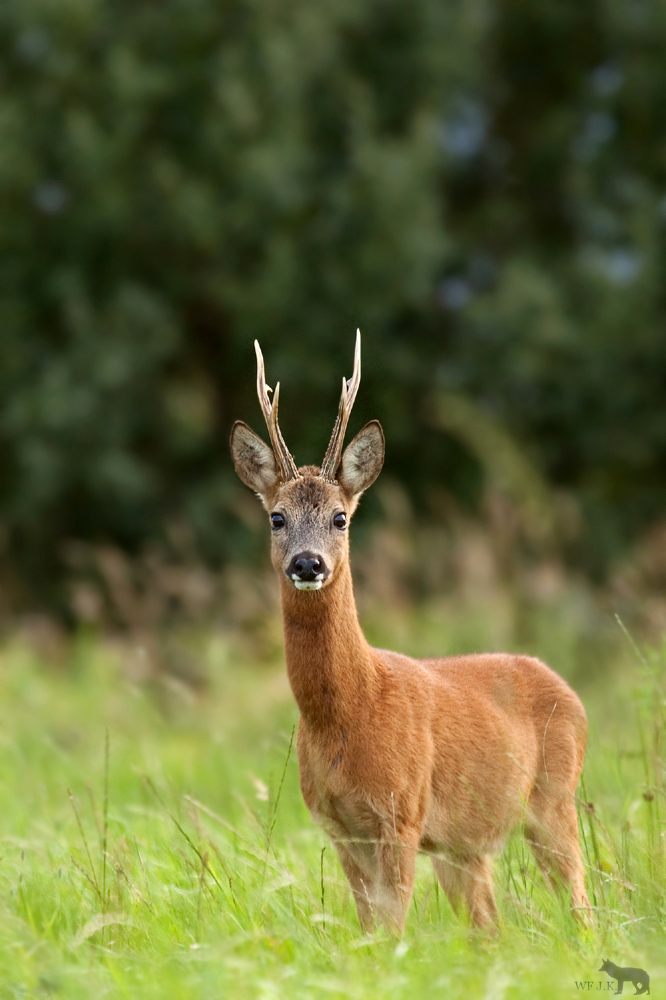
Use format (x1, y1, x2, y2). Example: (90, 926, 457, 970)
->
(333, 841, 375, 932)
(431, 853, 498, 928)
(334, 827, 418, 934)
(371, 827, 418, 934)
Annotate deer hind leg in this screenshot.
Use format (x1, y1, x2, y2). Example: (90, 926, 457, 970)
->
(431, 853, 498, 928)
(525, 788, 590, 918)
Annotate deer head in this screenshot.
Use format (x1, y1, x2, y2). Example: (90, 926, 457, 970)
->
(230, 331, 384, 590)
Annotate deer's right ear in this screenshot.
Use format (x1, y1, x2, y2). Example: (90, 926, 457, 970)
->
(230, 421, 280, 502)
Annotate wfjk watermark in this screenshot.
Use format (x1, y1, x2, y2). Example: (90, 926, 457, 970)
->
(575, 959, 651, 995)
(575, 984, 620, 993)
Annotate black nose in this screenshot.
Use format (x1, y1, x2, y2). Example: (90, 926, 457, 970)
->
(288, 551, 324, 582)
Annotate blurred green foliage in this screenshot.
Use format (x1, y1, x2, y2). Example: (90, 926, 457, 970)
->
(1, 0, 665, 615)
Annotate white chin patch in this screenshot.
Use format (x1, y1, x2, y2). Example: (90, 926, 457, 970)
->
(294, 580, 323, 591)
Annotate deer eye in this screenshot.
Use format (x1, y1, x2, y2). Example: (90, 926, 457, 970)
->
(333, 512, 347, 530)
(271, 512, 286, 531)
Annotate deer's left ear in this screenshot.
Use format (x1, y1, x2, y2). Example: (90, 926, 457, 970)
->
(338, 420, 384, 498)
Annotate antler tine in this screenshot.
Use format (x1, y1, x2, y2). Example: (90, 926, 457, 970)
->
(254, 339, 272, 426)
(320, 329, 362, 483)
(254, 340, 299, 482)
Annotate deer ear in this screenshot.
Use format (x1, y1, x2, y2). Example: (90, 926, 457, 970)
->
(230, 421, 279, 502)
(338, 420, 384, 498)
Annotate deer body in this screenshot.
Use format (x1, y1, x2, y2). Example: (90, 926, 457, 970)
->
(231, 334, 590, 932)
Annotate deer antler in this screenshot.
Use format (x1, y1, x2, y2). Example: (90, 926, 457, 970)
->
(254, 340, 300, 482)
(320, 329, 361, 483)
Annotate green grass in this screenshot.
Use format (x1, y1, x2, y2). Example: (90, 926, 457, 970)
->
(0, 615, 664, 999)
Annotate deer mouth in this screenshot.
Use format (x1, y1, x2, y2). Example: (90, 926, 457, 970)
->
(291, 573, 325, 591)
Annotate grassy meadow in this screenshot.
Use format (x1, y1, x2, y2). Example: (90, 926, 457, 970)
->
(0, 603, 664, 999)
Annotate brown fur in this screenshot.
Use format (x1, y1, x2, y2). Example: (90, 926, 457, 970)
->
(230, 371, 590, 934)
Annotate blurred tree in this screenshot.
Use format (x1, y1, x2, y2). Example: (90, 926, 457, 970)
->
(0, 0, 665, 615)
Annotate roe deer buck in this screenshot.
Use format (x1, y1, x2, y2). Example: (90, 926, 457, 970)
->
(230, 332, 590, 933)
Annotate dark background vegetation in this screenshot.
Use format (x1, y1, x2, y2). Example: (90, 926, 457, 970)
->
(1, 0, 665, 630)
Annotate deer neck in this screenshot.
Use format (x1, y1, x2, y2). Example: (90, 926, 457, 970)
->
(280, 562, 378, 731)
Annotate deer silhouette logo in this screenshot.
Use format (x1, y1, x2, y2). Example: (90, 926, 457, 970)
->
(599, 959, 650, 995)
